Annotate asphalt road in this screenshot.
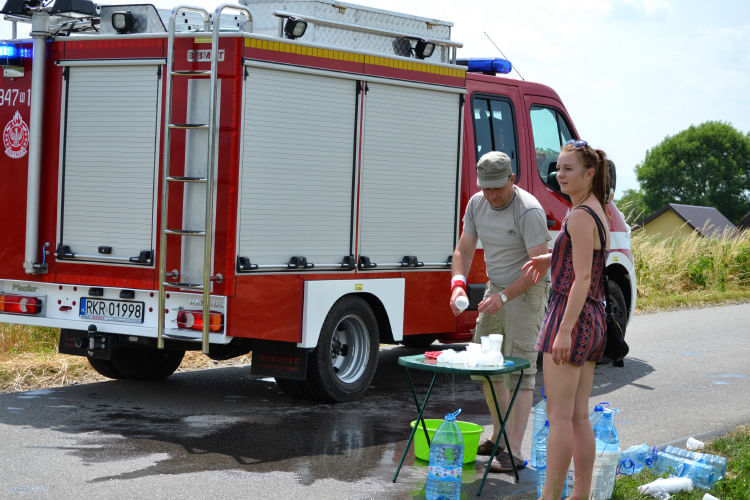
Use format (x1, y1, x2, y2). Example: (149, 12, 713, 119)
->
(0, 303, 748, 499)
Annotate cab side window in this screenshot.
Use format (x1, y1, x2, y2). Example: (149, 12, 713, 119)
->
(529, 106, 574, 189)
(472, 96, 518, 177)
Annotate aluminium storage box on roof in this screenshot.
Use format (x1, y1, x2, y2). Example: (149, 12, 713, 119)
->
(240, 0, 455, 62)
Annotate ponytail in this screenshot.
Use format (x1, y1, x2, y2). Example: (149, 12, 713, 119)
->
(592, 149, 608, 212)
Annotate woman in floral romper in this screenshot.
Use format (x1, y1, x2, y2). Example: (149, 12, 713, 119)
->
(522, 140, 610, 500)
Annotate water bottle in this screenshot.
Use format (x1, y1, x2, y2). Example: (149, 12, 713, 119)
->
(664, 445, 727, 480)
(590, 408, 621, 500)
(425, 409, 464, 500)
(677, 458, 716, 490)
(589, 402, 610, 427)
(529, 387, 547, 468)
(561, 402, 612, 496)
(618, 444, 656, 475)
(535, 420, 550, 499)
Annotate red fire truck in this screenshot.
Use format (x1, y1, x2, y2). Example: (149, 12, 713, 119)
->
(0, 0, 636, 401)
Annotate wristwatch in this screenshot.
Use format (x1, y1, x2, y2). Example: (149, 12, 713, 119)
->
(498, 291, 508, 305)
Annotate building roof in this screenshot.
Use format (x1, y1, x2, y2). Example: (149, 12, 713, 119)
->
(642, 203, 736, 237)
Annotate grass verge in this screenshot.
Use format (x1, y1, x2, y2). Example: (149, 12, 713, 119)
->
(612, 425, 750, 499)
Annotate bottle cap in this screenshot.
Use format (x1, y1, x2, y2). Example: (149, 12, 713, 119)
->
(445, 408, 462, 421)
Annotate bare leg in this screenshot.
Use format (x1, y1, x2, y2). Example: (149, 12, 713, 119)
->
(541, 353, 580, 500)
(570, 361, 596, 499)
(483, 381, 533, 459)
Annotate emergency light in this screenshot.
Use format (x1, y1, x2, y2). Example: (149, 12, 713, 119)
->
(0, 43, 31, 60)
(462, 58, 513, 75)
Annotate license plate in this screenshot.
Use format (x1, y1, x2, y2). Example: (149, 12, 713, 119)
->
(79, 297, 145, 324)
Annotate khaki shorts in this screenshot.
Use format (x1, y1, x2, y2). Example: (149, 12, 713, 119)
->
(472, 280, 549, 391)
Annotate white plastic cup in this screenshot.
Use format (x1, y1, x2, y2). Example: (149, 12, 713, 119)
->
(480, 336, 491, 352)
(489, 334, 503, 353)
(686, 437, 705, 450)
(455, 295, 469, 311)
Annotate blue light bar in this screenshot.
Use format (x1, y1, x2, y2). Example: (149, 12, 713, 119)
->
(0, 43, 18, 58)
(465, 58, 513, 75)
(0, 43, 32, 59)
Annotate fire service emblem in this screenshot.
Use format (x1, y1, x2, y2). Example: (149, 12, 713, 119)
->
(3, 111, 30, 159)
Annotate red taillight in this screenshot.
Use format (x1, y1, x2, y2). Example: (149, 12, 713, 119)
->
(176, 309, 223, 332)
(0, 294, 42, 315)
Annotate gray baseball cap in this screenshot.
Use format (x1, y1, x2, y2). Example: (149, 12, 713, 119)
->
(477, 151, 512, 188)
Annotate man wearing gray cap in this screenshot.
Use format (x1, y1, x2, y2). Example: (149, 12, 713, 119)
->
(450, 151, 550, 472)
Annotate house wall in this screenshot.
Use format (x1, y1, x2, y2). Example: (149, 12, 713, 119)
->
(640, 210, 695, 237)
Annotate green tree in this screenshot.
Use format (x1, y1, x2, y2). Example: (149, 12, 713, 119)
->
(636, 121, 750, 224)
(616, 189, 648, 226)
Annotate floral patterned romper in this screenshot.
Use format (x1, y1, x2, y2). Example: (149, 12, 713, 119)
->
(536, 205, 607, 365)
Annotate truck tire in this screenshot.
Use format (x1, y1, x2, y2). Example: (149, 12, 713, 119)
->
(306, 296, 379, 402)
(87, 357, 125, 379)
(107, 348, 185, 380)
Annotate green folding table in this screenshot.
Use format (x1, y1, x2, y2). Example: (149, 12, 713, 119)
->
(392, 354, 531, 496)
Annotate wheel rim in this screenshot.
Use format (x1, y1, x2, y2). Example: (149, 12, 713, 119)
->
(329, 313, 370, 384)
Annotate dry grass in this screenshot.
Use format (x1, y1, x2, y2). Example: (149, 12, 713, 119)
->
(633, 228, 750, 310)
(0, 323, 252, 393)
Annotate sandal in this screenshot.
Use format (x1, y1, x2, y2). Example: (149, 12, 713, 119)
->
(489, 451, 526, 473)
(476, 439, 504, 456)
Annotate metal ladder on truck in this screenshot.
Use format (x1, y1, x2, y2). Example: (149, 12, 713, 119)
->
(157, 5, 252, 354)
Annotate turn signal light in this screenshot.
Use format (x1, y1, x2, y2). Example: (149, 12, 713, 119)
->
(0, 294, 42, 315)
(176, 309, 223, 332)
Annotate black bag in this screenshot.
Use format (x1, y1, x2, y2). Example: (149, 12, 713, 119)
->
(603, 274, 629, 365)
(580, 206, 629, 366)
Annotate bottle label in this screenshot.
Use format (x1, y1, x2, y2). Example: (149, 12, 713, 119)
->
(428, 465, 461, 481)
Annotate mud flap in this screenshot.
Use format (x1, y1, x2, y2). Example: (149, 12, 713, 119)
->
(251, 340, 311, 381)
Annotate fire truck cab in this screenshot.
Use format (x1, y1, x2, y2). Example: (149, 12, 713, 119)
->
(0, 0, 636, 401)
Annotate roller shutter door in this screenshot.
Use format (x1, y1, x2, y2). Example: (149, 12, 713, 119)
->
(359, 82, 460, 266)
(238, 66, 356, 268)
(60, 65, 160, 263)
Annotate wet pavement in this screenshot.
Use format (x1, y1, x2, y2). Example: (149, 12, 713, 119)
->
(1, 303, 749, 499)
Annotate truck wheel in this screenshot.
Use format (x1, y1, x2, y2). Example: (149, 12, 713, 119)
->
(111, 348, 185, 380)
(87, 357, 125, 379)
(401, 334, 436, 348)
(306, 296, 379, 402)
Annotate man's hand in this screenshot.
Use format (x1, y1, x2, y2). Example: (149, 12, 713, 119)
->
(477, 293, 503, 315)
(450, 287, 468, 316)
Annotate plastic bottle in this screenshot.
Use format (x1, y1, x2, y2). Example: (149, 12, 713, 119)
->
(664, 445, 727, 480)
(561, 402, 611, 496)
(653, 450, 685, 476)
(618, 444, 656, 475)
(590, 408, 622, 500)
(425, 409, 464, 500)
(529, 387, 547, 468)
(678, 458, 717, 490)
(455, 295, 469, 312)
(535, 420, 550, 499)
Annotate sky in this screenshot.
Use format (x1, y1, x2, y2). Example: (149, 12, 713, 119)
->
(2, 0, 749, 198)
